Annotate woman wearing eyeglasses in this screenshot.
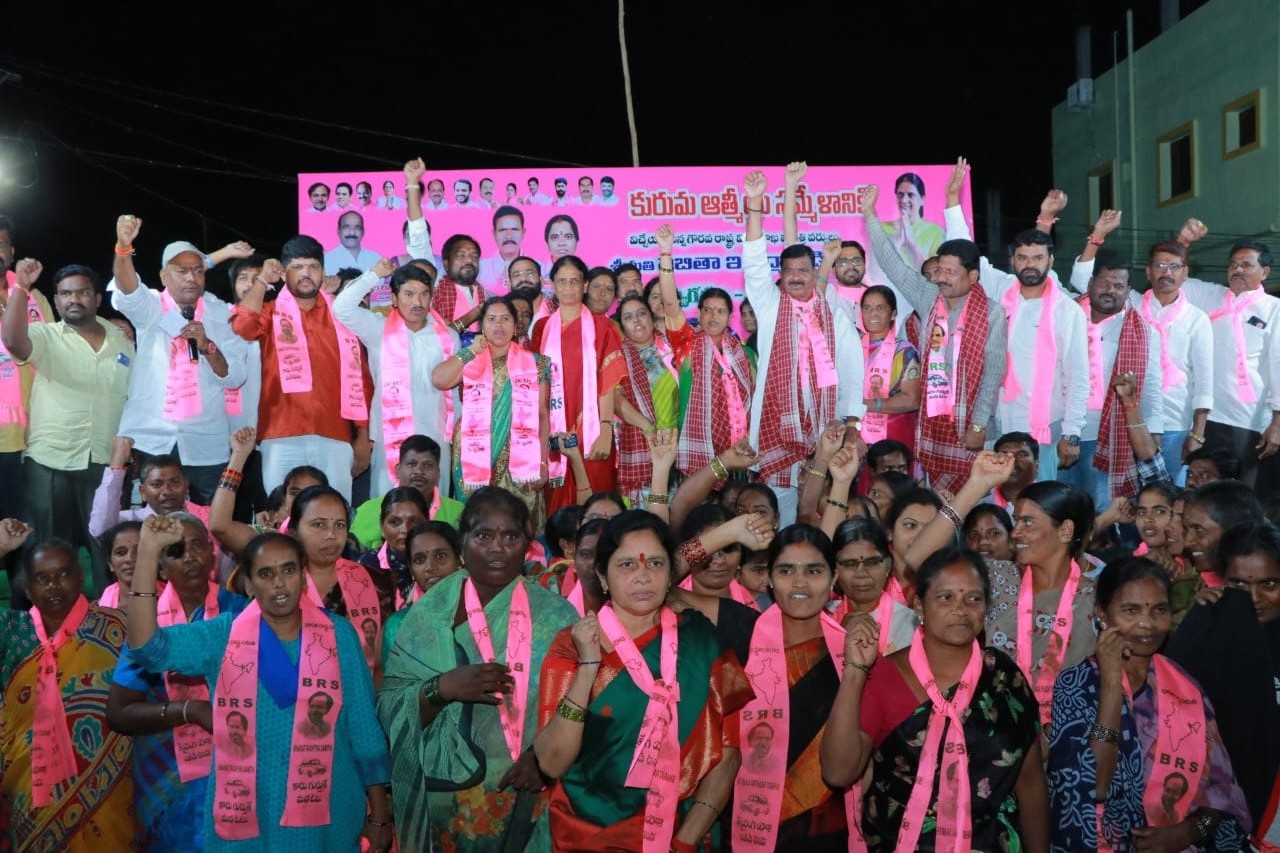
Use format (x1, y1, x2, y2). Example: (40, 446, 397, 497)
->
(828, 518, 918, 655)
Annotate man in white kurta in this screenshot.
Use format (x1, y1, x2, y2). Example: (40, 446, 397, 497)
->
(741, 171, 865, 525)
(333, 260, 458, 497)
(943, 206, 1090, 482)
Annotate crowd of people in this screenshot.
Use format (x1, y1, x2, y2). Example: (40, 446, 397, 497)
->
(0, 156, 1277, 852)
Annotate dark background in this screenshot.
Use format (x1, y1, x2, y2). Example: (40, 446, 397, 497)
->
(0, 0, 1205, 300)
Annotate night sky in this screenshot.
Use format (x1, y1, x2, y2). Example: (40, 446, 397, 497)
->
(0, 1, 1201, 301)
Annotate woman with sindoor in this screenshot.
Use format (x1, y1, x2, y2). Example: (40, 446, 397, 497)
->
(535, 511, 753, 852)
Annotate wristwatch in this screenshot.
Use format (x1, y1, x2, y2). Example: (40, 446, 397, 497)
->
(422, 674, 450, 708)
(1063, 435, 1081, 447)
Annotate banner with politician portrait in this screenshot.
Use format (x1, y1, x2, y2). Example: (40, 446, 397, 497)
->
(296, 164, 972, 321)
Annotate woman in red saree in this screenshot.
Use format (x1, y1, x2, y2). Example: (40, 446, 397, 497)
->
(530, 256, 625, 514)
(535, 511, 753, 852)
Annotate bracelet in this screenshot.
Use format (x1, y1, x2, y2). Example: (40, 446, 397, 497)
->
(160, 702, 169, 721)
(645, 493, 670, 505)
(825, 497, 849, 511)
(457, 348, 477, 364)
(406, 185, 421, 192)
(576, 659, 601, 667)
(365, 816, 395, 827)
(1036, 216, 1059, 226)
(1087, 234, 1106, 246)
(181, 700, 190, 724)
(109, 465, 127, 472)
(938, 503, 963, 528)
(114, 245, 135, 256)
(130, 590, 159, 598)
(576, 486, 592, 493)
(804, 464, 827, 479)
(561, 696, 585, 710)
(745, 206, 764, 213)
(845, 661, 871, 676)
(1189, 433, 1205, 444)
(658, 266, 674, 274)
(1088, 723, 1121, 744)
(556, 698, 586, 723)
(692, 798, 720, 813)
(1125, 422, 1146, 429)
(709, 456, 729, 480)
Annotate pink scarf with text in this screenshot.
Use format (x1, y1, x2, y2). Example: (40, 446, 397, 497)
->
(1016, 560, 1082, 729)
(378, 307, 416, 483)
(463, 577, 532, 762)
(461, 345, 543, 488)
(542, 309, 601, 450)
(306, 559, 383, 673)
(733, 609, 861, 851)
(862, 333, 895, 442)
(898, 629, 984, 853)
(212, 596, 342, 840)
(597, 604, 680, 853)
(157, 581, 219, 781)
(924, 300, 959, 418)
(1001, 277, 1063, 443)
(273, 288, 366, 420)
(29, 595, 89, 806)
(160, 291, 204, 421)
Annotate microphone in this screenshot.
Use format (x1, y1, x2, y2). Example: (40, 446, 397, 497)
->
(180, 306, 199, 363)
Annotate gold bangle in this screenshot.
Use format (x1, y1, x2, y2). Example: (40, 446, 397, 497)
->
(709, 457, 729, 480)
(1189, 433, 1205, 444)
(645, 493, 670, 505)
(805, 464, 827, 479)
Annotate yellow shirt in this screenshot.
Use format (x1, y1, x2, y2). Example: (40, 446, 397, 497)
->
(23, 318, 133, 470)
(0, 288, 53, 453)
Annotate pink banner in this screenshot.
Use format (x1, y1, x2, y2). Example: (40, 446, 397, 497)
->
(297, 166, 972, 322)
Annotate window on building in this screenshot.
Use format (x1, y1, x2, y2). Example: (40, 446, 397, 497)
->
(1223, 90, 1262, 159)
(1087, 162, 1115, 222)
(1157, 122, 1196, 206)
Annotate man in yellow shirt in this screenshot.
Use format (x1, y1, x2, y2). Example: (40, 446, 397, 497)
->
(1, 256, 133, 594)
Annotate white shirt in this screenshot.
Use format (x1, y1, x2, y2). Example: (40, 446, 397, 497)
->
(324, 245, 382, 275)
(405, 217, 437, 264)
(1076, 306, 1165, 441)
(944, 205, 1090, 437)
(110, 283, 249, 464)
(522, 192, 552, 206)
(742, 236, 866, 453)
(229, 341, 261, 433)
(597, 193, 620, 207)
(376, 197, 404, 210)
(332, 270, 458, 495)
(1180, 277, 1280, 432)
(1072, 254, 1215, 431)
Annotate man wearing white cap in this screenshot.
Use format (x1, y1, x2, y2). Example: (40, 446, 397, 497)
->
(108, 215, 253, 503)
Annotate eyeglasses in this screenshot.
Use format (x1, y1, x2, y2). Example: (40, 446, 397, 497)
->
(1151, 262, 1184, 273)
(833, 259, 865, 268)
(835, 556, 888, 574)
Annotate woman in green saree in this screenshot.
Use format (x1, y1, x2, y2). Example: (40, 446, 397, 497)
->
(433, 296, 552, 536)
(377, 487, 578, 852)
